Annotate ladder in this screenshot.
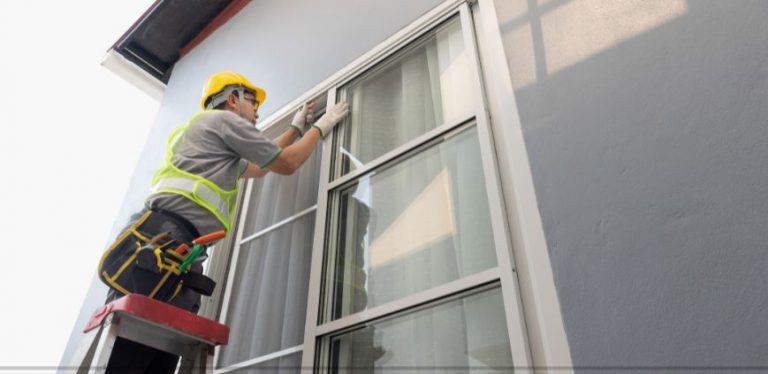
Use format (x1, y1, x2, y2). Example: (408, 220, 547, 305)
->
(71, 294, 229, 373)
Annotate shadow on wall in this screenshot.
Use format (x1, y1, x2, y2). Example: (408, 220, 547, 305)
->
(496, 0, 768, 367)
(501, 0, 689, 89)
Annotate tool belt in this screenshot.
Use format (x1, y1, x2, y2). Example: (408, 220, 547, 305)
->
(98, 209, 218, 302)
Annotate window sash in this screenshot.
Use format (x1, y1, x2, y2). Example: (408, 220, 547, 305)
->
(217, 213, 316, 367)
(316, 284, 513, 373)
(320, 123, 499, 322)
(334, 16, 474, 177)
(305, 3, 530, 370)
(212, 2, 532, 371)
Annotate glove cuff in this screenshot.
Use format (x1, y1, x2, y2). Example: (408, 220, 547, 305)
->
(311, 124, 327, 138)
(289, 123, 305, 136)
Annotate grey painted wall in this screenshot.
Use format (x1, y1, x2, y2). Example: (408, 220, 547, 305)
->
(494, 0, 768, 368)
(60, 0, 444, 367)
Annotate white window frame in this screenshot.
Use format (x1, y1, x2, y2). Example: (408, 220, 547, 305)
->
(471, 0, 573, 369)
(301, 1, 531, 372)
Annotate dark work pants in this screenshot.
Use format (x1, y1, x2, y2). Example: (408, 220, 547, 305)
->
(106, 338, 179, 373)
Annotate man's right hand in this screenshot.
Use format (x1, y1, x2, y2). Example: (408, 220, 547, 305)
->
(290, 102, 315, 135)
(268, 101, 350, 175)
(313, 102, 350, 138)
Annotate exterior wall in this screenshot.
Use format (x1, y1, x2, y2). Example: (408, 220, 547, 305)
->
(61, 0, 445, 367)
(493, 0, 768, 367)
(62, 0, 768, 369)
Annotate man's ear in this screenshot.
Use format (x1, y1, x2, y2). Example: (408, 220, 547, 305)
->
(225, 93, 239, 110)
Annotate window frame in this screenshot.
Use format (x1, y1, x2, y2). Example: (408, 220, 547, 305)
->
(302, 1, 531, 371)
(208, 0, 534, 372)
(320, 119, 495, 323)
(211, 97, 327, 372)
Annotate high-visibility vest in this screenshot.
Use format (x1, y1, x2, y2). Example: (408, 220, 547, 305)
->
(150, 111, 239, 231)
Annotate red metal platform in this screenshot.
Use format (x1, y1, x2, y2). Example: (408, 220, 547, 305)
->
(84, 294, 229, 346)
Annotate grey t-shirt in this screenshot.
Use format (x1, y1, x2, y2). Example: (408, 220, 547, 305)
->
(146, 110, 281, 234)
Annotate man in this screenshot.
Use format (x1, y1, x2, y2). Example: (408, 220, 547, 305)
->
(97, 71, 348, 372)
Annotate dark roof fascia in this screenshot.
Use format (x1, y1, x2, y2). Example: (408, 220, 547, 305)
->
(109, 0, 249, 84)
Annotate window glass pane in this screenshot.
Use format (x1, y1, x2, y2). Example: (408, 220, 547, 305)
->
(227, 352, 302, 374)
(219, 214, 315, 367)
(325, 126, 496, 321)
(322, 288, 512, 373)
(340, 17, 473, 174)
(243, 145, 322, 236)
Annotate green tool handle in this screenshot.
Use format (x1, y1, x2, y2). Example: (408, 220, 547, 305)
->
(179, 244, 205, 272)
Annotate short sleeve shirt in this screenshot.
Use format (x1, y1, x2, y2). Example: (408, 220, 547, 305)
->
(146, 110, 281, 234)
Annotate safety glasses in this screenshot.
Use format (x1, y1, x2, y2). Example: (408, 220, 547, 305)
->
(242, 96, 260, 111)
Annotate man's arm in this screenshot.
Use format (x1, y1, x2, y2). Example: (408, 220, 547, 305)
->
(241, 161, 269, 179)
(241, 102, 348, 177)
(239, 126, 315, 178)
(273, 126, 301, 149)
(265, 127, 322, 175)
(267, 102, 348, 175)
(240, 102, 312, 179)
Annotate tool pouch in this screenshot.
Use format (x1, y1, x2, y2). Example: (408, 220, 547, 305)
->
(98, 211, 216, 302)
(134, 246, 216, 297)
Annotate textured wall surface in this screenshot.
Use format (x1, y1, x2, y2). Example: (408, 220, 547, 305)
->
(60, 0, 443, 365)
(494, 0, 768, 367)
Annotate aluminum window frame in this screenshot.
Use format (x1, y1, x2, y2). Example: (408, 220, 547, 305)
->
(319, 119, 486, 324)
(471, 0, 573, 368)
(317, 281, 507, 371)
(302, 2, 531, 372)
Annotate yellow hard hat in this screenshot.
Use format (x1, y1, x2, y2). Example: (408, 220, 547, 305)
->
(201, 71, 266, 109)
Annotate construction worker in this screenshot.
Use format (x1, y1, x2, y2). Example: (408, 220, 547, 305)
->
(97, 71, 349, 373)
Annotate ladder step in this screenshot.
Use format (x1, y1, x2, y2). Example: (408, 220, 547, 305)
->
(75, 294, 229, 373)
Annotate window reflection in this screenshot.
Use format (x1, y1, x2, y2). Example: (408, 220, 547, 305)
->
(369, 168, 456, 268)
(324, 288, 513, 373)
(327, 126, 496, 320)
(340, 18, 473, 174)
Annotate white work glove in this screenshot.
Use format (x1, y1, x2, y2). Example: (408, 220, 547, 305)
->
(290, 102, 315, 135)
(312, 102, 350, 138)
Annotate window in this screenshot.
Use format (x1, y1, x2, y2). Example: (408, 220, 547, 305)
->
(324, 125, 497, 321)
(309, 7, 527, 372)
(213, 3, 528, 372)
(215, 103, 325, 373)
(321, 287, 513, 372)
(340, 18, 474, 174)
(219, 214, 315, 367)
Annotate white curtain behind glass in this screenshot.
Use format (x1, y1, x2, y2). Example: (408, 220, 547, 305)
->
(346, 19, 471, 167)
(242, 146, 322, 236)
(218, 147, 321, 368)
(219, 215, 315, 367)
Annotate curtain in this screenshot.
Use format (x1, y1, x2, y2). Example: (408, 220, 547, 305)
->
(218, 147, 321, 368)
(241, 146, 322, 236)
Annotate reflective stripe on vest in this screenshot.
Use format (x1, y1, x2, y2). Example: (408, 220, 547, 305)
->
(150, 111, 239, 231)
(151, 177, 231, 226)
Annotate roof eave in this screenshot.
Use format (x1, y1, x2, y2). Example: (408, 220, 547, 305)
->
(101, 49, 165, 101)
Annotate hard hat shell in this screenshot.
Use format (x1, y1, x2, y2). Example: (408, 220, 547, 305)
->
(201, 71, 266, 109)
